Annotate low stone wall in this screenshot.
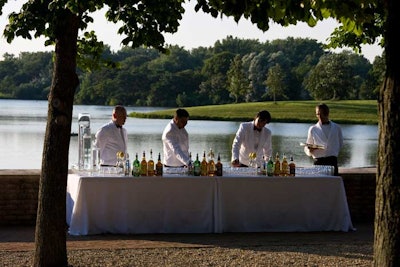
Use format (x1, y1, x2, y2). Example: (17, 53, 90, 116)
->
(0, 168, 376, 226)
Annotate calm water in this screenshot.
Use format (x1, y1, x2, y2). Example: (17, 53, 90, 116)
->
(0, 99, 378, 169)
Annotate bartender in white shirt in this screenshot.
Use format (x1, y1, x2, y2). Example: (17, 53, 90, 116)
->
(304, 103, 343, 175)
(231, 110, 272, 167)
(94, 105, 128, 166)
(162, 108, 190, 167)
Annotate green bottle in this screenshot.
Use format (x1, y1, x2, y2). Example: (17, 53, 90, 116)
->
(267, 155, 274, 177)
(132, 152, 141, 177)
(193, 153, 201, 176)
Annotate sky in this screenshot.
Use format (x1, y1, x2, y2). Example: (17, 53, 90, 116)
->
(1, 1, 383, 62)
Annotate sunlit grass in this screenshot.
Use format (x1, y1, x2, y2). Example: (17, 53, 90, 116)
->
(130, 100, 378, 125)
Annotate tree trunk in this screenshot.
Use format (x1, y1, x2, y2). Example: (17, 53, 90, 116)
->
(374, 0, 400, 266)
(33, 10, 80, 267)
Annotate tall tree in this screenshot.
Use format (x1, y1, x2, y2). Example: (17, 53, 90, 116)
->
(303, 53, 355, 100)
(359, 55, 385, 100)
(199, 51, 235, 104)
(0, 1, 185, 266)
(195, 0, 397, 265)
(227, 54, 251, 102)
(264, 63, 287, 103)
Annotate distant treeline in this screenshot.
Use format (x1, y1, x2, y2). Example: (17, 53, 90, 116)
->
(0, 36, 385, 107)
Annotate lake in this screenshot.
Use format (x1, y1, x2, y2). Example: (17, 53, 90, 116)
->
(0, 99, 378, 169)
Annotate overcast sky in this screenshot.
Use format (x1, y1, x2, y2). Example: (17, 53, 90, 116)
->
(1, 1, 383, 62)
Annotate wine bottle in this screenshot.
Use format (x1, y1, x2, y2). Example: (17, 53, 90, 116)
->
(193, 153, 201, 176)
(215, 153, 223, 176)
(289, 155, 296, 177)
(156, 152, 163, 176)
(132, 153, 141, 177)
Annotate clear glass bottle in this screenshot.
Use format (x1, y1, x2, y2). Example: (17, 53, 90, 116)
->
(260, 155, 267, 175)
(116, 151, 125, 174)
(124, 153, 131, 176)
(187, 152, 194, 176)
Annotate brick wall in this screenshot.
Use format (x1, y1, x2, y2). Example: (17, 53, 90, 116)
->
(0, 170, 40, 226)
(341, 170, 376, 223)
(0, 169, 376, 226)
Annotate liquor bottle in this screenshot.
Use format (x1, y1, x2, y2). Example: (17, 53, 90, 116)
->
(187, 152, 194, 176)
(215, 153, 223, 176)
(124, 153, 131, 176)
(132, 153, 141, 177)
(140, 151, 147, 176)
(193, 153, 201, 176)
(200, 151, 208, 176)
(267, 155, 274, 176)
(281, 153, 289, 176)
(155, 152, 163, 176)
(260, 155, 267, 175)
(207, 148, 216, 176)
(289, 155, 296, 176)
(147, 149, 155, 176)
(274, 152, 281, 176)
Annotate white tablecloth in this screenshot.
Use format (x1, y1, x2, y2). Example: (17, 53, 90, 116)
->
(67, 174, 216, 235)
(67, 174, 354, 235)
(214, 177, 354, 232)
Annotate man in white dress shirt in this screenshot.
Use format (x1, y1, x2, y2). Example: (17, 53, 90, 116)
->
(162, 108, 190, 167)
(231, 110, 272, 167)
(95, 105, 128, 166)
(304, 103, 343, 175)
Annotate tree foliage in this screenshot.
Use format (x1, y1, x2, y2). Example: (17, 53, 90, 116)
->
(265, 63, 287, 103)
(303, 52, 356, 100)
(0, 37, 381, 104)
(227, 54, 251, 103)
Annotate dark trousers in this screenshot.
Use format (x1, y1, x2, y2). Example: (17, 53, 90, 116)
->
(314, 156, 339, 176)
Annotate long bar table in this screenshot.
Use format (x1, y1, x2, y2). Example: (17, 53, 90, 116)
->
(66, 173, 354, 235)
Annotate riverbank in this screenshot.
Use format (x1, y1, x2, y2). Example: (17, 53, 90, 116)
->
(130, 100, 378, 125)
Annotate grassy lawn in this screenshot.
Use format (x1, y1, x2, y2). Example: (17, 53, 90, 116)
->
(130, 100, 378, 125)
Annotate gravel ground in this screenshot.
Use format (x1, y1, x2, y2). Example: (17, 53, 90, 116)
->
(0, 244, 373, 267)
(0, 224, 373, 267)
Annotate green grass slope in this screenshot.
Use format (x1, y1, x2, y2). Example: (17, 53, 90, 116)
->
(130, 100, 378, 125)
